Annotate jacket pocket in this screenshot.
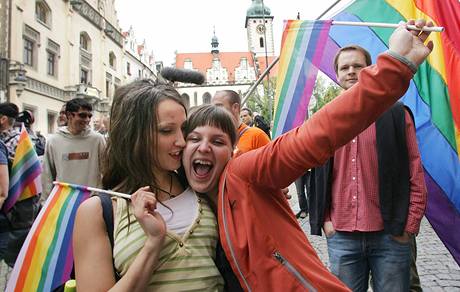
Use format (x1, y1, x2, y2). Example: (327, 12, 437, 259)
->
(273, 251, 317, 291)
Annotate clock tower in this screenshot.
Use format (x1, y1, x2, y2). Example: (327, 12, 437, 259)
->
(245, 0, 274, 58)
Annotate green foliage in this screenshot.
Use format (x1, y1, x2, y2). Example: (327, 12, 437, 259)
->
(245, 76, 276, 122)
(311, 75, 342, 114)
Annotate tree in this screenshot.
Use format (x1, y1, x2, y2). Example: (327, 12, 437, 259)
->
(244, 76, 276, 123)
(311, 74, 342, 115)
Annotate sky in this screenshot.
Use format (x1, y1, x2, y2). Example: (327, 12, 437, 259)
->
(115, 0, 351, 66)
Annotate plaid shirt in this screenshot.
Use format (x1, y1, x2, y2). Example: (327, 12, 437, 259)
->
(0, 127, 20, 162)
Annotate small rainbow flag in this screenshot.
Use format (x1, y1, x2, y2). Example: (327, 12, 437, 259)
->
(6, 183, 91, 292)
(2, 125, 42, 212)
(272, 20, 332, 138)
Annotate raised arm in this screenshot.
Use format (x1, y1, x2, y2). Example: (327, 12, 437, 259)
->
(230, 20, 433, 189)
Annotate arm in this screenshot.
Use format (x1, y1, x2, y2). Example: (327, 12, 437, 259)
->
(73, 187, 166, 292)
(41, 139, 56, 203)
(231, 20, 433, 189)
(402, 110, 427, 235)
(232, 53, 415, 189)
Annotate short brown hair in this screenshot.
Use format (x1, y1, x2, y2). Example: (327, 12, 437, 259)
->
(333, 45, 372, 74)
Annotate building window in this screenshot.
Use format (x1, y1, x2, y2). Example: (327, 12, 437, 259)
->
(126, 62, 131, 75)
(259, 37, 264, 48)
(47, 111, 56, 134)
(47, 51, 55, 76)
(138, 69, 141, 77)
(80, 33, 90, 51)
(81, 69, 88, 84)
(109, 52, 116, 69)
(23, 39, 34, 66)
(36, 1, 51, 27)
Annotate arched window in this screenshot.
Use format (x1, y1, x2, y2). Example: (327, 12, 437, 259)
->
(202, 92, 211, 104)
(181, 93, 190, 109)
(109, 52, 116, 69)
(259, 37, 264, 48)
(80, 32, 91, 51)
(36, 1, 51, 27)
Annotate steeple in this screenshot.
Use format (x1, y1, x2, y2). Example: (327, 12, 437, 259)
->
(211, 26, 219, 55)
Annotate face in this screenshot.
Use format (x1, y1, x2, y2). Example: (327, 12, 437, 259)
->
(336, 50, 368, 90)
(212, 92, 239, 125)
(58, 105, 67, 127)
(93, 118, 102, 131)
(156, 99, 186, 172)
(67, 107, 92, 134)
(183, 125, 233, 195)
(240, 110, 252, 125)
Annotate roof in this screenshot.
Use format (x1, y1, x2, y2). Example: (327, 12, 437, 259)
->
(175, 52, 278, 82)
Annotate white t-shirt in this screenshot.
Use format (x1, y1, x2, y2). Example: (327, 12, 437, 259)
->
(156, 187, 198, 236)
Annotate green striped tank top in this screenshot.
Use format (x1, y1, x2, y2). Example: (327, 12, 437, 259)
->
(113, 192, 224, 291)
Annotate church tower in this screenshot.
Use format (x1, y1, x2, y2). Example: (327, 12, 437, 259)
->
(245, 0, 274, 58)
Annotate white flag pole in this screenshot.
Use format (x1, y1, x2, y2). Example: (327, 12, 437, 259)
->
(332, 20, 444, 32)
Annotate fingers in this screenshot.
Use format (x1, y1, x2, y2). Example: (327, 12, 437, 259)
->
(132, 186, 158, 217)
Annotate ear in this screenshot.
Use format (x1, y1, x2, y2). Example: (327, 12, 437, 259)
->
(232, 103, 240, 117)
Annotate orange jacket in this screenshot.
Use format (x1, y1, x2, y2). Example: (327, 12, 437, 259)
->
(218, 54, 414, 291)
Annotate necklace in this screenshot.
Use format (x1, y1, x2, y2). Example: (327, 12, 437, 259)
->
(151, 173, 175, 199)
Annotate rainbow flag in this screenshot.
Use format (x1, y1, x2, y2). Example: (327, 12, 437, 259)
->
(272, 20, 332, 138)
(6, 183, 91, 292)
(316, 0, 459, 265)
(2, 126, 42, 212)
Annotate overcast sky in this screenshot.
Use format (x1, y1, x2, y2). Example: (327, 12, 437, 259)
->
(115, 0, 352, 66)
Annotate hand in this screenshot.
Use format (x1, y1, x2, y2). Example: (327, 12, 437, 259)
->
(281, 187, 291, 200)
(389, 19, 434, 67)
(391, 231, 412, 244)
(131, 186, 166, 246)
(323, 221, 336, 237)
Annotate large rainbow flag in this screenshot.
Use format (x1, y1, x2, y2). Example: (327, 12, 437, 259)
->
(6, 183, 91, 292)
(274, 0, 460, 265)
(2, 126, 42, 212)
(272, 20, 332, 137)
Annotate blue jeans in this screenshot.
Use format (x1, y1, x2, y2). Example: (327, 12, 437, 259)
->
(327, 231, 410, 292)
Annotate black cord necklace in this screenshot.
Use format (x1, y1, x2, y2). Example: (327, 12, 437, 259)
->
(151, 173, 175, 199)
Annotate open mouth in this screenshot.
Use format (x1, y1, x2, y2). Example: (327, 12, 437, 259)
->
(192, 159, 214, 178)
(170, 151, 182, 160)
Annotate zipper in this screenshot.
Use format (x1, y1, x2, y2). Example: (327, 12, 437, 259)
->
(273, 251, 317, 291)
(221, 171, 252, 292)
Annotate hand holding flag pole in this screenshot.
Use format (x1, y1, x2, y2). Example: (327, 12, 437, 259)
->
(52, 181, 131, 199)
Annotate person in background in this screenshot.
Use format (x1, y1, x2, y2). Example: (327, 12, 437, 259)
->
(240, 107, 253, 126)
(309, 44, 427, 291)
(0, 103, 20, 163)
(15, 110, 45, 156)
(41, 98, 106, 202)
(294, 170, 310, 219)
(212, 90, 270, 157)
(57, 104, 67, 127)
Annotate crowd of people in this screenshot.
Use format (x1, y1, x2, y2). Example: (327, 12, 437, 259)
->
(0, 20, 433, 291)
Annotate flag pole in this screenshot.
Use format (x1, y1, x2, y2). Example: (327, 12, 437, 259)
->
(53, 181, 131, 199)
(332, 21, 444, 32)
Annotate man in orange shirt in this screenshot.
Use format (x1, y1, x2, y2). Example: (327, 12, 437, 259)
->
(212, 90, 270, 156)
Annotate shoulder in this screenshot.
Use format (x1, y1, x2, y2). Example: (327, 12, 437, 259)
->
(77, 196, 104, 223)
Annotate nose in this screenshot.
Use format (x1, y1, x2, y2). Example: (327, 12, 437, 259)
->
(347, 66, 357, 75)
(175, 132, 186, 147)
(197, 140, 211, 153)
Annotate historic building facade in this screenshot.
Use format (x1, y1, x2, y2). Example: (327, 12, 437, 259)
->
(174, 0, 278, 107)
(1, 0, 155, 135)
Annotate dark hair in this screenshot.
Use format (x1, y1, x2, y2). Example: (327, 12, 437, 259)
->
(240, 107, 252, 116)
(102, 79, 186, 194)
(185, 105, 237, 147)
(333, 45, 372, 74)
(66, 98, 93, 113)
(217, 90, 241, 106)
(0, 102, 19, 125)
(17, 110, 34, 127)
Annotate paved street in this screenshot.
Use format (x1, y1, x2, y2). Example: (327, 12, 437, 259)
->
(288, 185, 460, 291)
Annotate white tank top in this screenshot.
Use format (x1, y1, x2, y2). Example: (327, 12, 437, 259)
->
(156, 187, 198, 236)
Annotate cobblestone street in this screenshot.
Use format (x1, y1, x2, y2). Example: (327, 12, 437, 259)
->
(288, 185, 460, 291)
